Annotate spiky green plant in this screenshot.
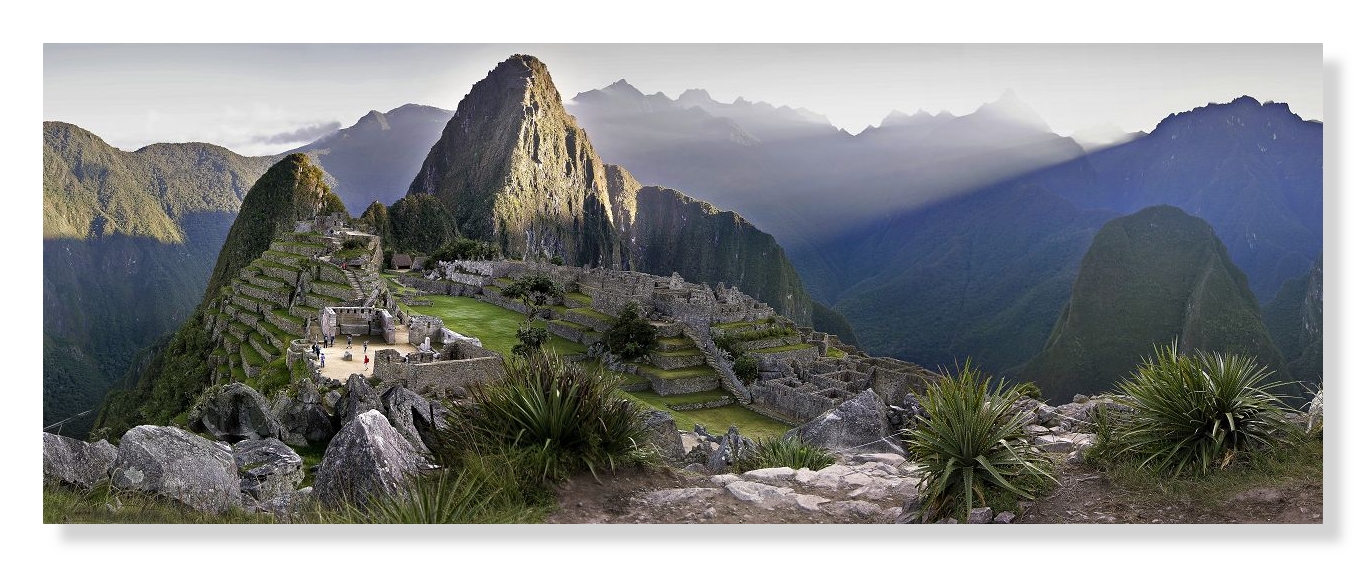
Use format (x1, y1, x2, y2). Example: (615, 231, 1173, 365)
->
(735, 435, 837, 472)
(1108, 343, 1297, 476)
(901, 360, 1055, 522)
(314, 466, 540, 524)
(455, 351, 653, 482)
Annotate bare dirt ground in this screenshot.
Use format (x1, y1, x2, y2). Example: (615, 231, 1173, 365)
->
(543, 455, 1322, 525)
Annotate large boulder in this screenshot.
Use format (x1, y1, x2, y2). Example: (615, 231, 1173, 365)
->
(335, 374, 381, 426)
(313, 410, 435, 508)
(379, 385, 449, 455)
(187, 382, 284, 442)
(233, 438, 305, 503)
(274, 379, 336, 446)
(641, 409, 686, 464)
(111, 425, 241, 513)
(43, 433, 117, 489)
(785, 389, 904, 456)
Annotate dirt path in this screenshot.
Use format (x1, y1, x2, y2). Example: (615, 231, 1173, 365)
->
(543, 455, 1323, 524)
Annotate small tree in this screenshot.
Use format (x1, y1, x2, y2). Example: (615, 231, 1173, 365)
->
(603, 303, 657, 360)
(502, 275, 564, 322)
(503, 275, 564, 357)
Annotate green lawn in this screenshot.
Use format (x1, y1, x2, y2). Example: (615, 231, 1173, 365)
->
(401, 295, 585, 357)
(750, 343, 816, 354)
(621, 390, 792, 440)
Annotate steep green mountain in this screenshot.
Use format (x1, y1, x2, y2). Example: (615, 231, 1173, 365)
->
(407, 54, 832, 328)
(43, 122, 274, 436)
(1019, 206, 1288, 402)
(1262, 255, 1323, 387)
(94, 154, 350, 436)
(290, 104, 453, 214)
(204, 153, 346, 302)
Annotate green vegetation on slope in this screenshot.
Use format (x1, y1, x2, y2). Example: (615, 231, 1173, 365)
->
(400, 295, 584, 357)
(1020, 206, 1289, 402)
(1261, 256, 1323, 387)
(203, 154, 344, 303)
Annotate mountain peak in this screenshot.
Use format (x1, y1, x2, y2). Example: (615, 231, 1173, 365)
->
(604, 79, 645, 97)
(677, 88, 716, 107)
(974, 89, 1052, 132)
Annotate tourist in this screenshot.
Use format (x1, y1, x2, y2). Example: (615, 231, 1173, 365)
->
(363, 340, 368, 354)
(363, 354, 369, 372)
(347, 334, 353, 346)
(320, 353, 325, 368)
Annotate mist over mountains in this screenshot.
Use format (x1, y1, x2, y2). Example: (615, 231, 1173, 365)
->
(569, 83, 1322, 386)
(44, 57, 1322, 433)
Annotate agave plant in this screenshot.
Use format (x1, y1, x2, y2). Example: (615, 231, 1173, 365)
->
(1109, 343, 1296, 475)
(456, 350, 653, 482)
(735, 435, 837, 472)
(901, 360, 1055, 522)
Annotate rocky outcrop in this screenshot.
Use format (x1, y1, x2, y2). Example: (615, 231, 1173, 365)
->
(42, 433, 117, 489)
(273, 377, 336, 446)
(232, 438, 304, 504)
(110, 425, 241, 513)
(188, 382, 284, 442)
(313, 410, 434, 508)
(378, 385, 449, 455)
(641, 410, 686, 464)
(785, 389, 904, 455)
(335, 374, 381, 426)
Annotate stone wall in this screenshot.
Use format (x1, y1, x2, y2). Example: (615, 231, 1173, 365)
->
(750, 379, 842, 424)
(372, 347, 505, 400)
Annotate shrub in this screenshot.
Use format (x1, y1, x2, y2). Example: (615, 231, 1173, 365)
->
(603, 302, 657, 360)
(450, 351, 653, 482)
(1012, 381, 1043, 400)
(502, 275, 564, 322)
(1102, 343, 1297, 476)
(901, 360, 1055, 523)
(735, 435, 835, 471)
(512, 325, 549, 357)
(732, 355, 759, 384)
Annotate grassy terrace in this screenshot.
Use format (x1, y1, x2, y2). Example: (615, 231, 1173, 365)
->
(750, 343, 816, 354)
(401, 295, 585, 357)
(564, 291, 593, 305)
(713, 318, 774, 331)
(637, 363, 716, 380)
(658, 337, 695, 349)
(622, 389, 791, 440)
(271, 308, 304, 327)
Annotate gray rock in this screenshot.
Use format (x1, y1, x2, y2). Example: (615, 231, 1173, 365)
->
(1073, 394, 1091, 404)
(641, 410, 686, 464)
(233, 438, 304, 503)
(742, 467, 796, 484)
(379, 385, 449, 455)
(993, 511, 1017, 524)
(187, 382, 284, 442)
(313, 409, 434, 508)
(794, 494, 830, 512)
(968, 506, 994, 524)
(275, 379, 336, 446)
(335, 374, 381, 426)
(724, 480, 795, 510)
(694, 425, 756, 473)
(785, 389, 904, 456)
(43, 433, 117, 489)
(853, 453, 907, 468)
(111, 425, 241, 513)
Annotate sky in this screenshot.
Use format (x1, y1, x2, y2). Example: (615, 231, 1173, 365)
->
(44, 43, 1322, 157)
(15, 0, 1365, 563)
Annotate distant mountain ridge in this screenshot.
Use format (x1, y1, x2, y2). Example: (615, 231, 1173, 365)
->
(43, 122, 276, 436)
(289, 103, 453, 215)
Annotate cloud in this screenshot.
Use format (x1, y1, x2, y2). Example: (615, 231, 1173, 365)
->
(250, 121, 342, 145)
